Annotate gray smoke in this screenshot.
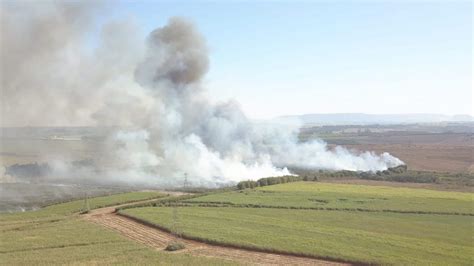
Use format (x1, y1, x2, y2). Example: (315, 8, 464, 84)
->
(0, 1, 142, 127)
(135, 17, 209, 87)
(1, 2, 403, 187)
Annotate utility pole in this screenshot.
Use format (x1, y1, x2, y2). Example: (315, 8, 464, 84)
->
(82, 192, 90, 213)
(165, 173, 186, 251)
(171, 203, 181, 238)
(166, 200, 185, 251)
(183, 172, 188, 190)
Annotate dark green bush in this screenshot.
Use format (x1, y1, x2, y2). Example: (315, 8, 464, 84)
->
(165, 241, 185, 251)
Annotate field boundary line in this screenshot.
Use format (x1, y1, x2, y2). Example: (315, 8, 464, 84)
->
(172, 201, 474, 216)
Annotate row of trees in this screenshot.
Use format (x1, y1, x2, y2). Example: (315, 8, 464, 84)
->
(236, 165, 411, 190)
(237, 175, 303, 190)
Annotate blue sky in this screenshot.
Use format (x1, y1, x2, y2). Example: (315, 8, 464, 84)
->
(105, 1, 471, 119)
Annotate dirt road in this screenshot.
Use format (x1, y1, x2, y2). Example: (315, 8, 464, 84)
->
(83, 199, 348, 265)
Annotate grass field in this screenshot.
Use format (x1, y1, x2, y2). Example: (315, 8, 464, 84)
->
(122, 182, 474, 265)
(0, 191, 234, 265)
(3, 183, 473, 265)
(0, 191, 165, 222)
(185, 182, 473, 214)
(0, 217, 231, 265)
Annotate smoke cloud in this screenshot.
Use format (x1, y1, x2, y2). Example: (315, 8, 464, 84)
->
(1, 2, 403, 187)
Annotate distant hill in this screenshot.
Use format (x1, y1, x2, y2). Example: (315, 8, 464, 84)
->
(274, 113, 474, 125)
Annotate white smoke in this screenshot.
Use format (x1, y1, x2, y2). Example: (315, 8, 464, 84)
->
(1, 2, 403, 187)
(89, 17, 403, 186)
(0, 166, 15, 183)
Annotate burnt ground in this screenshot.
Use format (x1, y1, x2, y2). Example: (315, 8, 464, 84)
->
(319, 132, 474, 173)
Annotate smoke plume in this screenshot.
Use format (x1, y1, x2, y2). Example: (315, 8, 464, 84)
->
(0, 2, 403, 187)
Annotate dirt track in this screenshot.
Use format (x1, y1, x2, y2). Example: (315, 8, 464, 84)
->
(83, 201, 347, 265)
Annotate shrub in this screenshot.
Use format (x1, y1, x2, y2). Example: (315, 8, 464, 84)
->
(165, 241, 185, 251)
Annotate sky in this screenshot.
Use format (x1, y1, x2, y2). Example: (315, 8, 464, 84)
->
(104, 0, 471, 119)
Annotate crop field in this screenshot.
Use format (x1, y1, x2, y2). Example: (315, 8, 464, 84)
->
(0, 191, 232, 265)
(1, 181, 473, 265)
(0, 217, 230, 265)
(0, 191, 166, 222)
(185, 182, 473, 214)
(122, 182, 474, 265)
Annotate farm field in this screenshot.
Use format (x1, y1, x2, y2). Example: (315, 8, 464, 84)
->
(321, 178, 473, 193)
(185, 182, 473, 214)
(0, 191, 166, 221)
(299, 124, 474, 174)
(0, 216, 231, 265)
(122, 182, 474, 265)
(0, 191, 232, 265)
(344, 143, 474, 174)
(306, 131, 474, 174)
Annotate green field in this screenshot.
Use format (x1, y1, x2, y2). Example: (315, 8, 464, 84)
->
(3, 183, 473, 265)
(122, 182, 474, 265)
(186, 182, 473, 214)
(0, 191, 166, 222)
(0, 191, 233, 265)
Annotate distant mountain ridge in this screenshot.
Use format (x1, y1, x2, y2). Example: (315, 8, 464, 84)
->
(274, 113, 474, 125)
